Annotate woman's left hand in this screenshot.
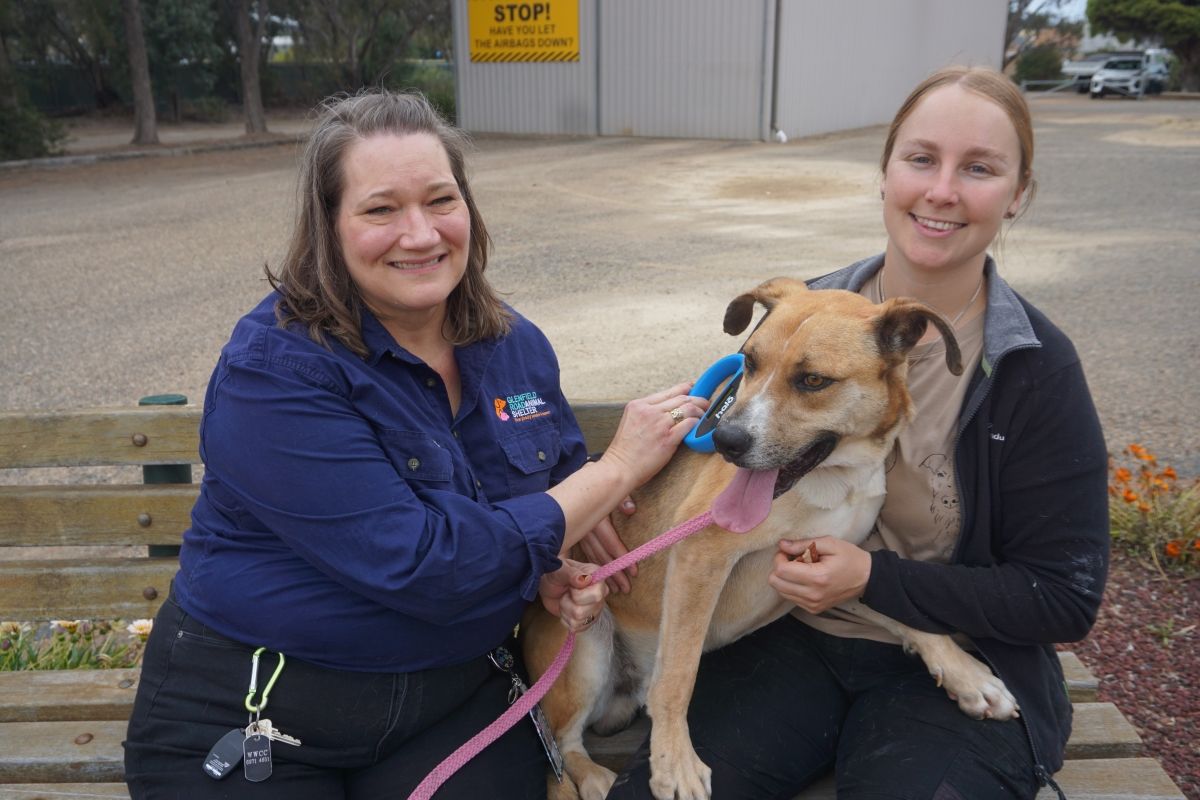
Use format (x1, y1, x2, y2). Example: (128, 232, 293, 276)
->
(769, 537, 872, 614)
(538, 558, 609, 632)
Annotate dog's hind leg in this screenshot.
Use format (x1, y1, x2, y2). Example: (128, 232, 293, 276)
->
(533, 612, 623, 800)
(839, 601, 1020, 721)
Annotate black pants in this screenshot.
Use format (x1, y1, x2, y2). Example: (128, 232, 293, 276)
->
(123, 593, 546, 799)
(607, 615, 1038, 800)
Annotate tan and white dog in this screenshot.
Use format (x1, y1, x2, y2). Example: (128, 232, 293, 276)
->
(522, 278, 1019, 800)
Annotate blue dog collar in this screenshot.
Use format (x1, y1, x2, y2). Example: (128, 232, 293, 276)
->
(683, 353, 744, 453)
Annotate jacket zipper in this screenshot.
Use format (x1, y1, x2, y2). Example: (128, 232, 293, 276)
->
(951, 344, 1066, 796)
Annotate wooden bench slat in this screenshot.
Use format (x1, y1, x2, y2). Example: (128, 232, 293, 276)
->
(0, 408, 201, 470)
(0, 560, 175, 623)
(0, 721, 126, 783)
(1060, 650, 1100, 702)
(793, 757, 1185, 800)
(0, 784, 133, 799)
(0, 486, 196, 548)
(0, 671, 141, 724)
(570, 402, 623, 453)
(584, 701, 1142, 773)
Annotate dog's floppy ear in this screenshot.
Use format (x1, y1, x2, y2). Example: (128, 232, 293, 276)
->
(874, 298, 965, 375)
(723, 277, 809, 335)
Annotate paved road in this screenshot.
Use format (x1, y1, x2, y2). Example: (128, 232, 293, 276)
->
(1, 94, 1197, 473)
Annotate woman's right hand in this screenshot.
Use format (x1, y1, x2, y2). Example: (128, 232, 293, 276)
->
(600, 382, 708, 489)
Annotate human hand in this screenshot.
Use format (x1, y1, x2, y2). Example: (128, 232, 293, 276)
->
(538, 558, 610, 632)
(576, 497, 638, 594)
(601, 382, 708, 489)
(768, 537, 872, 614)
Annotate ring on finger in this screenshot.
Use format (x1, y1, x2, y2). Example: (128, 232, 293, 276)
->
(669, 407, 685, 423)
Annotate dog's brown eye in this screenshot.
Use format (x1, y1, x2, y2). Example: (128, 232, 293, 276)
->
(742, 354, 757, 374)
(796, 373, 833, 391)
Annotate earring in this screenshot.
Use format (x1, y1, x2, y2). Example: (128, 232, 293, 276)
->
(1004, 210, 1016, 219)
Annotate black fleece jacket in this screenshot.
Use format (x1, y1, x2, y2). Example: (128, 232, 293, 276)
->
(809, 256, 1110, 783)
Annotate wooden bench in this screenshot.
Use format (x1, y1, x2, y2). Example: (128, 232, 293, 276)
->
(0, 403, 1186, 800)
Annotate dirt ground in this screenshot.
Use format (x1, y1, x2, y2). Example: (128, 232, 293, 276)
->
(1, 93, 1198, 474)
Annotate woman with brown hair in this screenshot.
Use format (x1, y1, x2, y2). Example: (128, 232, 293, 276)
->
(122, 90, 706, 799)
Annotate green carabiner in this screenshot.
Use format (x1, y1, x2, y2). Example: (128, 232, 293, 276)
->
(244, 647, 286, 714)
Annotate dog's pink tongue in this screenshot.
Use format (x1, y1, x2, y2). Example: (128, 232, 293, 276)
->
(712, 467, 779, 533)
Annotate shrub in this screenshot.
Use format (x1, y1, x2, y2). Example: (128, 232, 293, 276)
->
(1014, 44, 1065, 86)
(1109, 444, 1200, 579)
(182, 95, 230, 123)
(0, 104, 67, 161)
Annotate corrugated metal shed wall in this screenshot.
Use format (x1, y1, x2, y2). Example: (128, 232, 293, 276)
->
(453, 0, 1007, 141)
(598, 0, 770, 139)
(453, 0, 598, 135)
(773, 0, 1007, 139)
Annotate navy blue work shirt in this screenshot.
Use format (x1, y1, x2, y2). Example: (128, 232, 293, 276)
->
(174, 293, 588, 672)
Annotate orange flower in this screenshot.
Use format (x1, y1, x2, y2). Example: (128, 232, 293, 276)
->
(1164, 540, 1183, 558)
(1136, 502, 1151, 513)
(1128, 443, 1146, 457)
(1114, 468, 1132, 483)
(1162, 467, 1177, 480)
(1122, 488, 1138, 503)
(1192, 539, 1200, 552)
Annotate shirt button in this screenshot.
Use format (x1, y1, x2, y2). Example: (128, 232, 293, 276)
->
(475, 479, 482, 489)
(537, 450, 546, 462)
(425, 377, 437, 388)
(453, 429, 460, 439)
(407, 458, 421, 471)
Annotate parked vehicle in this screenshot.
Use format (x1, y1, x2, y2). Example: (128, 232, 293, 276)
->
(1089, 52, 1170, 98)
(1062, 49, 1170, 94)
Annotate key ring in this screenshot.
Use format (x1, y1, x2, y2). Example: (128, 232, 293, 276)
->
(244, 647, 286, 714)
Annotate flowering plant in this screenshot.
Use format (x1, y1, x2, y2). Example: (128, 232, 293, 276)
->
(0, 619, 148, 671)
(1109, 444, 1200, 579)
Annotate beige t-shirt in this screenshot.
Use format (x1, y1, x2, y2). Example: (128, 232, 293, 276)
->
(792, 276, 985, 644)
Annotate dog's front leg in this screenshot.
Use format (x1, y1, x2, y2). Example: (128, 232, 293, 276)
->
(645, 544, 737, 800)
(840, 601, 1020, 720)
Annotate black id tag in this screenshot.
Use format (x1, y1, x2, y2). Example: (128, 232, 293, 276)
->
(243, 734, 273, 782)
(203, 728, 245, 780)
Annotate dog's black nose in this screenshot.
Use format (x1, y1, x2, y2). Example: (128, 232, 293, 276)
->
(713, 425, 751, 461)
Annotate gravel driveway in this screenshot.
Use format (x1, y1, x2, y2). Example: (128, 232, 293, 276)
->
(1, 94, 1197, 473)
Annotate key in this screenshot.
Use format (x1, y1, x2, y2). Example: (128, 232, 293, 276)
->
(256, 718, 301, 747)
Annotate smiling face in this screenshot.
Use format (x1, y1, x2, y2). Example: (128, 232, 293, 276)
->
(881, 84, 1025, 278)
(335, 132, 470, 335)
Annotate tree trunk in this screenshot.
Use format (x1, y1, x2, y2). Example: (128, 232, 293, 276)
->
(0, 35, 19, 112)
(121, 0, 158, 145)
(235, 0, 269, 133)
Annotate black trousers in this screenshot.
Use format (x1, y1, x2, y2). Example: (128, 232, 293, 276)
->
(607, 615, 1038, 800)
(123, 592, 546, 799)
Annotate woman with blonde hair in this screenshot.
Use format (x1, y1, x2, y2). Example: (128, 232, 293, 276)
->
(609, 66, 1108, 800)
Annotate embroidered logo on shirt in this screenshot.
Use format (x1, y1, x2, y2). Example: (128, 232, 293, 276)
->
(495, 391, 551, 423)
(991, 433, 1006, 441)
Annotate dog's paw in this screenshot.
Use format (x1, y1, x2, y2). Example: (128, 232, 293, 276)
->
(931, 649, 1020, 721)
(648, 742, 712, 800)
(577, 765, 617, 800)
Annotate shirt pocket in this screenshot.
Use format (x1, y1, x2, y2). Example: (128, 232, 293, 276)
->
(378, 429, 454, 487)
(499, 424, 561, 497)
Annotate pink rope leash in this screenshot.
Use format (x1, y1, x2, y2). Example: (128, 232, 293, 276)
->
(407, 509, 716, 800)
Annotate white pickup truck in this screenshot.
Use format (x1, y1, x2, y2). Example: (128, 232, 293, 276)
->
(1061, 49, 1170, 94)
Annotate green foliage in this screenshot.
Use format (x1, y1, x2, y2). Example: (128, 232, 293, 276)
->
(0, 620, 148, 670)
(0, 103, 66, 161)
(1088, 0, 1200, 89)
(182, 95, 229, 122)
(1109, 444, 1200, 581)
(1015, 44, 1066, 83)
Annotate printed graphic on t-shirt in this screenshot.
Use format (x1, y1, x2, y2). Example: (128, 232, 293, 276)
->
(920, 453, 959, 543)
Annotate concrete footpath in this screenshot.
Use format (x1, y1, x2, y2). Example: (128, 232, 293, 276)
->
(1, 95, 1198, 473)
